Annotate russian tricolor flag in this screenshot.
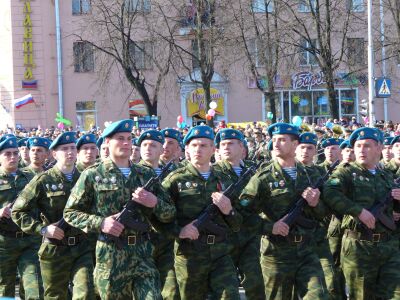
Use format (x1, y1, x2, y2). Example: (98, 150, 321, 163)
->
(14, 94, 35, 109)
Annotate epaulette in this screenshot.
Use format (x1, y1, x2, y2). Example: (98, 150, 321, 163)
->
(257, 162, 274, 176)
(163, 165, 188, 181)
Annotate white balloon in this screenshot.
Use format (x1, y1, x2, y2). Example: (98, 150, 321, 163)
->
(209, 101, 218, 109)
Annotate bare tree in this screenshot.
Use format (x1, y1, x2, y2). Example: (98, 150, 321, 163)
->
(71, 0, 173, 115)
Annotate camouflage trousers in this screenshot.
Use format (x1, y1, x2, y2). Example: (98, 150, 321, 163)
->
(152, 235, 180, 300)
(0, 234, 43, 299)
(341, 233, 400, 299)
(230, 234, 265, 300)
(260, 236, 328, 300)
(94, 239, 162, 300)
(38, 240, 94, 300)
(174, 240, 240, 300)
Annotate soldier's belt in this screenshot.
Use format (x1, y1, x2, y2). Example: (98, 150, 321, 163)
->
(344, 229, 390, 243)
(197, 233, 226, 245)
(44, 234, 86, 246)
(267, 234, 309, 244)
(0, 229, 29, 238)
(98, 232, 150, 246)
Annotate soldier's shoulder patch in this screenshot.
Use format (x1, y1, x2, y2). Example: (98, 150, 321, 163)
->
(257, 163, 274, 177)
(240, 199, 250, 207)
(327, 178, 340, 185)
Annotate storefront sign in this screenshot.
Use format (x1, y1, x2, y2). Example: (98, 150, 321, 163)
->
(187, 88, 224, 119)
(134, 116, 159, 130)
(292, 71, 325, 90)
(22, 0, 36, 85)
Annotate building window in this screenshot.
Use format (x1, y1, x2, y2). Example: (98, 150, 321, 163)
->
(129, 41, 153, 70)
(299, 38, 318, 66)
(76, 101, 96, 131)
(340, 89, 356, 116)
(125, 0, 151, 13)
(73, 42, 94, 72)
(298, 0, 316, 12)
(347, 0, 364, 12)
(180, 0, 215, 28)
(347, 38, 365, 66)
(252, 0, 274, 13)
(72, 0, 91, 15)
(192, 40, 209, 70)
(249, 39, 264, 67)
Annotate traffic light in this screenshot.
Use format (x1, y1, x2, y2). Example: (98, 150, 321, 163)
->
(359, 99, 368, 117)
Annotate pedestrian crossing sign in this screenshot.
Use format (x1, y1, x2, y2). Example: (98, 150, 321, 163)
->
(375, 78, 391, 98)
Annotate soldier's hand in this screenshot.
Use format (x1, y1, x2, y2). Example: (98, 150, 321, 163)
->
(302, 187, 320, 207)
(45, 224, 65, 240)
(0, 206, 11, 218)
(179, 221, 199, 240)
(132, 188, 158, 208)
(101, 214, 125, 237)
(211, 192, 232, 215)
(358, 209, 375, 229)
(272, 216, 290, 236)
(391, 189, 400, 201)
(393, 212, 400, 222)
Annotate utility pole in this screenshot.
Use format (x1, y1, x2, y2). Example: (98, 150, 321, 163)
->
(367, 0, 375, 127)
(379, 0, 388, 122)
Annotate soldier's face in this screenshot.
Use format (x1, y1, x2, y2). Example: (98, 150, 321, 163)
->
(29, 146, 48, 166)
(140, 140, 163, 164)
(106, 132, 132, 159)
(354, 139, 380, 169)
(295, 144, 316, 165)
(324, 145, 341, 163)
(52, 143, 77, 168)
(100, 144, 109, 160)
(19, 146, 30, 161)
(272, 134, 298, 159)
(341, 148, 355, 163)
(393, 143, 400, 159)
(162, 138, 180, 161)
(188, 138, 214, 165)
(78, 143, 98, 165)
(382, 145, 393, 161)
(219, 139, 244, 162)
(130, 145, 141, 163)
(0, 148, 19, 171)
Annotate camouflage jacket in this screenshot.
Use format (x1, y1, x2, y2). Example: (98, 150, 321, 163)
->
(0, 167, 33, 232)
(162, 162, 243, 237)
(63, 158, 175, 235)
(239, 160, 327, 236)
(11, 166, 82, 236)
(21, 165, 44, 178)
(384, 159, 399, 176)
(323, 161, 395, 233)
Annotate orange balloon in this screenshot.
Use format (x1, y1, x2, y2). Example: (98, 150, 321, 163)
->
(206, 114, 212, 121)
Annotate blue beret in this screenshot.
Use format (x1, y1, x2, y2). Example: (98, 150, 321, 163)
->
(96, 137, 104, 149)
(391, 135, 400, 146)
(1, 134, 16, 142)
(321, 138, 342, 148)
(299, 133, 318, 146)
(101, 119, 133, 138)
(49, 132, 77, 150)
(267, 139, 273, 151)
(76, 133, 97, 150)
(0, 136, 18, 152)
(349, 127, 382, 147)
(183, 125, 214, 145)
(214, 129, 244, 148)
(28, 137, 50, 149)
(268, 123, 300, 137)
(17, 138, 29, 147)
(161, 128, 181, 143)
(132, 138, 139, 146)
(138, 130, 164, 146)
(339, 140, 352, 149)
(383, 137, 393, 146)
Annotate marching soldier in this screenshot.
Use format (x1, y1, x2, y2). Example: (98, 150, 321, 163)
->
(318, 138, 342, 172)
(0, 135, 43, 299)
(380, 137, 394, 168)
(239, 123, 328, 300)
(23, 137, 51, 176)
(160, 128, 183, 169)
(18, 138, 31, 168)
(214, 128, 265, 300)
(96, 137, 109, 161)
(339, 140, 355, 164)
(162, 125, 242, 300)
(385, 136, 400, 175)
(76, 133, 98, 172)
(63, 119, 176, 299)
(12, 132, 95, 299)
(130, 138, 141, 164)
(324, 127, 400, 299)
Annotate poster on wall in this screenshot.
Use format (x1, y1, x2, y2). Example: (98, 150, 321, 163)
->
(187, 88, 224, 119)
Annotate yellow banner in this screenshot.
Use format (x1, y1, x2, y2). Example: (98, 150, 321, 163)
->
(187, 88, 224, 119)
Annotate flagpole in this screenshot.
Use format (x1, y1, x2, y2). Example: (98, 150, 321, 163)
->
(367, 0, 375, 127)
(55, 0, 64, 117)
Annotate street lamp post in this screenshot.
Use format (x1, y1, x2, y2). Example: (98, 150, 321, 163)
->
(367, 0, 375, 127)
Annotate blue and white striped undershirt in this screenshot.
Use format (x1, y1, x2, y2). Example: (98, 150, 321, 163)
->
(154, 168, 162, 176)
(368, 169, 376, 175)
(200, 171, 211, 180)
(119, 167, 131, 178)
(64, 173, 73, 181)
(232, 166, 242, 177)
(10, 172, 16, 177)
(283, 167, 297, 180)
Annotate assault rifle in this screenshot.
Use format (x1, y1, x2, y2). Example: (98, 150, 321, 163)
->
(282, 160, 340, 228)
(193, 161, 262, 237)
(106, 160, 173, 248)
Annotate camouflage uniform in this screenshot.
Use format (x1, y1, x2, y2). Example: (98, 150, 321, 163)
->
(0, 168, 43, 299)
(64, 158, 176, 300)
(324, 162, 400, 299)
(162, 163, 242, 300)
(213, 160, 265, 300)
(21, 165, 43, 177)
(384, 159, 399, 176)
(12, 167, 95, 300)
(239, 160, 329, 300)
